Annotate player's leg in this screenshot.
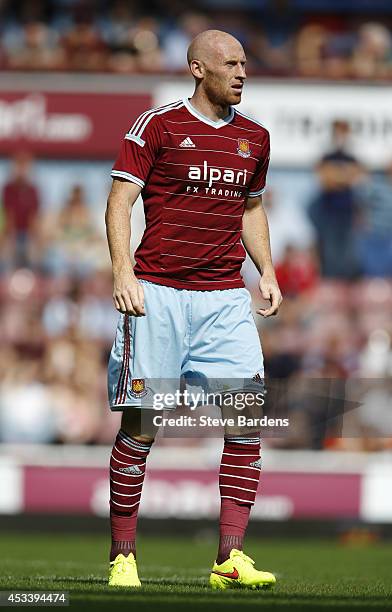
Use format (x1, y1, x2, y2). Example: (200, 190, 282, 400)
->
(186, 287, 276, 589)
(107, 280, 184, 587)
(217, 432, 261, 564)
(209, 428, 274, 589)
(109, 409, 157, 569)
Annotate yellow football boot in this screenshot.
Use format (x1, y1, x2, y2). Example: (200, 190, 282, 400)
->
(210, 549, 276, 590)
(108, 552, 141, 588)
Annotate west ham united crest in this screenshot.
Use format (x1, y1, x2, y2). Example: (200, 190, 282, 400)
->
(237, 138, 251, 158)
(130, 378, 148, 398)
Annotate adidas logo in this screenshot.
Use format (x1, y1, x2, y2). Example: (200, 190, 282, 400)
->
(249, 459, 262, 469)
(179, 137, 196, 148)
(118, 465, 143, 475)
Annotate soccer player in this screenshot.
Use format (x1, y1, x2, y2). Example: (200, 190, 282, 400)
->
(105, 29, 282, 590)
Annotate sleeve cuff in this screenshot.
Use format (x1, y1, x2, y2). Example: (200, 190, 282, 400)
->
(124, 134, 146, 147)
(111, 170, 145, 188)
(248, 187, 266, 197)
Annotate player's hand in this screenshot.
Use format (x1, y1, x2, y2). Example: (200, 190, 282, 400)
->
(112, 269, 145, 316)
(256, 271, 282, 317)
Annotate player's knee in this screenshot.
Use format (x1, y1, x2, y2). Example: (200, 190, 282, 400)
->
(121, 408, 156, 443)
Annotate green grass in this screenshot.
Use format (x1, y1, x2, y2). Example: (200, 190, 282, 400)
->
(1, 533, 391, 610)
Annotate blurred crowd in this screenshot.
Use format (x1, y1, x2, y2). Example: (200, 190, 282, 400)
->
(0, 116, 391, 449)
(0, 0, 392, 78)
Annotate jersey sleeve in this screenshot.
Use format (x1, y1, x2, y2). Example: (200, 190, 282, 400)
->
(111, 111, 163, 188)
(248, 132, 270, 197)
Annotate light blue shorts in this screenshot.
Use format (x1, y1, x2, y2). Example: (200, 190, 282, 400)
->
(107, 280, 264, 410)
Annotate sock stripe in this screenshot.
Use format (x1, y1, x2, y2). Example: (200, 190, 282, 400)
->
(111, 499, 140, 509)
(219, 472, 259, 482)
(220, 484, 258, 493)
(111, 490, 143, 498)
(221, 495, 255, 504)
(223, 452, 260, 457)
(110, 467, 146, 479)
(110, 429, 153, 563)
(220, 463, 261, 471)
(110, 454, 145, 468)
(218, 436, 262, 564)
(110, 478, 143, 488)
(225, 437, 260, 444)
(118, 430, 152, 451)
(113, 445, 146, 460)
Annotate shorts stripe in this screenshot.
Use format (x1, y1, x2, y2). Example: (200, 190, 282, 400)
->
(122, 318, 131, 404)
(114, 321, 127, 404)
(115, 316, 131, 405)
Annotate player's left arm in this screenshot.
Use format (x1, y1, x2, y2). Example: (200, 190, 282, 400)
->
(241, 196, 282, 317)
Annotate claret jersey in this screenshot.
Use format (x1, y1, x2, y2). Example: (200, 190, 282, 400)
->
(111, 97, 270, 290)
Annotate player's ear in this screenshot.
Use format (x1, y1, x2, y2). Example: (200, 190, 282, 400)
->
(190, 59, 204, 80)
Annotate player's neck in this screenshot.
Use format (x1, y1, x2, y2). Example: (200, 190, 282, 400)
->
(188, 92, 231, 123)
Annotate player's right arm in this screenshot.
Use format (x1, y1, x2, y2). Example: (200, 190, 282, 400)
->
(105, 178, 145, 316)
(106, 108, 164, 316)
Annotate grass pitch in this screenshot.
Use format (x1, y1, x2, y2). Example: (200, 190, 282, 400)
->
(1, 533, 391, 611)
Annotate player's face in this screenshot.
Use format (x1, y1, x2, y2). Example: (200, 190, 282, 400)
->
(202, 43, 247, 107)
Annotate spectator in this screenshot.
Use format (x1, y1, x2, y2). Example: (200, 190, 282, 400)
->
(275, 245, 318, 297)
(162, 12, 211, 71)
(356, 161, 392, 277)
(5, 21, 65, 70)
(351, 22, 392, 80)
(98, 0, 136, 48)
(61, 18, 107, 71)
(42, 185, 108, 277)
(131, 17, 164, 72)
(1, 151, 41, 270)
(308, 120, 363, 278)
